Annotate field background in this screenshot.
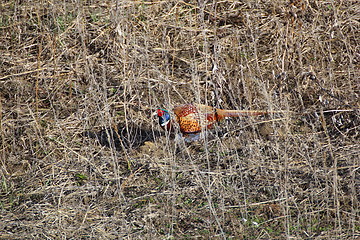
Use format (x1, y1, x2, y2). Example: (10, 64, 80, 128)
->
(1, 0, 359, 239)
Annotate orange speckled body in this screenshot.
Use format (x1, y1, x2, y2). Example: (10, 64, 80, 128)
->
(173, 104, 220, 134)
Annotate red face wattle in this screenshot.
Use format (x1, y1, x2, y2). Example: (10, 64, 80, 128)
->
(157, 109, 164, 116)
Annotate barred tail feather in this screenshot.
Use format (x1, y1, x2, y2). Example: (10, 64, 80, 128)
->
(216, 109, 280, 119)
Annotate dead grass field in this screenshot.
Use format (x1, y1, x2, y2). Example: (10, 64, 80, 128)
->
(0, 0, 359, 239)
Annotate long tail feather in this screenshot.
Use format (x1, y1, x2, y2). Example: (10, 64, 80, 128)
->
(216, 109, 283, 120)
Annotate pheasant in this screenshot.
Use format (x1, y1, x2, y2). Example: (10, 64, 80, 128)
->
(156, 103, 279, 135)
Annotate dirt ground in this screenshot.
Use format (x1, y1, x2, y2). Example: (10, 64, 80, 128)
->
(0, 0, 359, 239)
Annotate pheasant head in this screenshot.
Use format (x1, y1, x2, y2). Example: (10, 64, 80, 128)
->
(157, 108, 172, 130)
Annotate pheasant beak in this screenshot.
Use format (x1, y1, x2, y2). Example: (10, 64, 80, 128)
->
(152, 111, 159, 117)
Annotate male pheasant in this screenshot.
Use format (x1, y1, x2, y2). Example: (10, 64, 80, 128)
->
(156, 103, 277, 135)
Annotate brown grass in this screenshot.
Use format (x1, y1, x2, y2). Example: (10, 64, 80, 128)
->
(1, 0, 359, 239)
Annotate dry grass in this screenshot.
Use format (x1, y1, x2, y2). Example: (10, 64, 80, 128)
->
(1, 0, 359, 239)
